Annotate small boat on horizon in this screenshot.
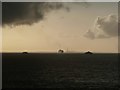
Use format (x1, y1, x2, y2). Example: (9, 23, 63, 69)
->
(58, 49, 64, 53)
(85, 51, 93, 54)
(22, 52, 28, 54)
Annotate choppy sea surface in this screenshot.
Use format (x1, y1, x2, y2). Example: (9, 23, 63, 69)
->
(2, 53, 119, 89)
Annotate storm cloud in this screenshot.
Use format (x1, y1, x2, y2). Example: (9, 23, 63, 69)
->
(84, 14, 118, 39)
(2, 2, 65, 26)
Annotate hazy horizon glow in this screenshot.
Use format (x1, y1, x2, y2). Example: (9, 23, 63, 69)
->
(2, 2, 118, 53)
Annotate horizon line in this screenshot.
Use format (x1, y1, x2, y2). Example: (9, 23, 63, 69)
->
(1, 51, 118, 53)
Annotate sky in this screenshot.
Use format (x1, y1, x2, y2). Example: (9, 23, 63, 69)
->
(2, 2, 118, 53)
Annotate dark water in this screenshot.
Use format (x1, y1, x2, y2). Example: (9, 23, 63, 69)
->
(2, 53, 119, 89)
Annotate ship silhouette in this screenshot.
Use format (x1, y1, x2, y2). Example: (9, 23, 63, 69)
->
(85, 51, 93, 54)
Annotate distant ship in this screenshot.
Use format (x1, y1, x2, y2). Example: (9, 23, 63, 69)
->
(22, 52, 28, 54)
(85, 51, 93, 54)
(58, 49, 64, 53)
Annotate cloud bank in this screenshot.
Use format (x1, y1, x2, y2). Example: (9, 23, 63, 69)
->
(84, 14, 118, 39)
(2, 2, 65, 26)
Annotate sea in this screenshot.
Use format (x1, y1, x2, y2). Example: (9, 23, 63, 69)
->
(2, 53, 119, 89)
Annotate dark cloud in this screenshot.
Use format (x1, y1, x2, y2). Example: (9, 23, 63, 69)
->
(2, 2, 65, 26)
(84, 14, 118, 39)
(2, 2, 91, 26)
